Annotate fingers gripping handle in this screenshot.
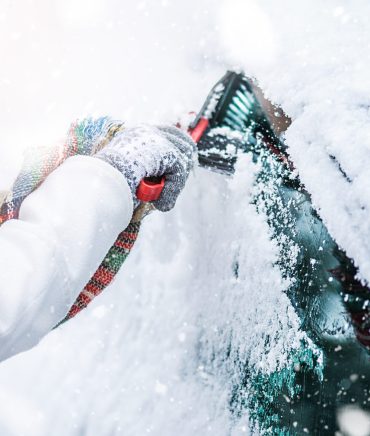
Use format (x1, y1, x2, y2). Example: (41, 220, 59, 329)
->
(136, 176, 165, 202)
(136, 125, 202, 203)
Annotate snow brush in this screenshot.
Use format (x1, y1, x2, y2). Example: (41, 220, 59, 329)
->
(188, 70, 290, 173)
(136, 70, 289, 197)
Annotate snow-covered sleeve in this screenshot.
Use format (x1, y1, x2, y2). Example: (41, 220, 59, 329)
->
(0, 155, 133, 362)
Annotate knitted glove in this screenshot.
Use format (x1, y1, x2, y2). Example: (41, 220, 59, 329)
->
(95, 125, 196, 211)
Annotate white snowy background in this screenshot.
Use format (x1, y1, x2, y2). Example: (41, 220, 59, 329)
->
(0, 0, 369, 435)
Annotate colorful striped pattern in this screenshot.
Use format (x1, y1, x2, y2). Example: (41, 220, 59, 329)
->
(61, 221, 141, 323)
(0, 117, 141, 325)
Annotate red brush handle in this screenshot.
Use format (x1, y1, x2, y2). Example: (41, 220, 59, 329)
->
(136, 176, 165, 202)
(188, 117, 209, 143)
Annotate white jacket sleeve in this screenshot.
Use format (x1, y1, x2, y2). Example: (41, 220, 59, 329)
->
(0, 155, 133, 362)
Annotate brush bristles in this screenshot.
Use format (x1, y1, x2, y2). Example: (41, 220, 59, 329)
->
(197, 71, 278, 174)
(218, 81, 258, 133)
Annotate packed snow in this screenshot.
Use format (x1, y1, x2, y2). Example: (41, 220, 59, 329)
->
(0, 0, 369, 434)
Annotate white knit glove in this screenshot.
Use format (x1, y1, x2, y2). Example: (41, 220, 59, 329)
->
(95, 125, 196, 211)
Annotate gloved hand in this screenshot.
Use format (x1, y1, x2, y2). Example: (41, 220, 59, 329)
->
(95, 125, 196, 211)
